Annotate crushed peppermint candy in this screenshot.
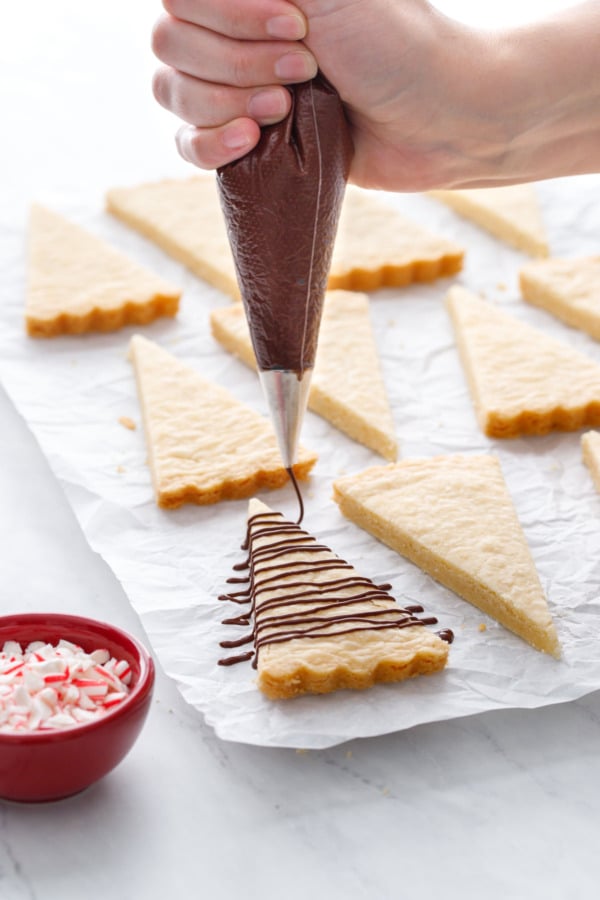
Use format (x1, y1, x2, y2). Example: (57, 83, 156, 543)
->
(0, 639, 133, 733)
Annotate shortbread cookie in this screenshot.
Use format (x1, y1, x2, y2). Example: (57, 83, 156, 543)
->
(446, 285, 600, 437)
(107, 177, 240, 298)
(219, 498, 450, 699)
(211, 290, 397, 460)
(333, 455, 560, 657)
(129, 335, 317, 508)
(582, 431, 600, 493)
(107, 177, 463, 297)
(429, 185, 549, 257)
(328, 187, 464, 289)
(520, 256, 600, 339)
(26, 205, 181, 337)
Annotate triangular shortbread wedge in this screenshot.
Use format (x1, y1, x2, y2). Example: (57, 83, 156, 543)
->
(429, 185, 549, 257)
(520, 257, 600, 340)
(26, 205, 181, 337)
(106, 177, 241, 298)
(129, 335, 317, 508)
(107, 177, 463, 297)
(446, 285, 600, 437)
(333, 455, 560, 657)
(210, 290, 397, 460)
(219, 498, 450, 699)
(582, 431, 600, 493)
(328, 186, 464, 289)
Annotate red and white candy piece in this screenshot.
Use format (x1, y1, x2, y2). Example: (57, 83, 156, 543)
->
(0, 639, 133, 733)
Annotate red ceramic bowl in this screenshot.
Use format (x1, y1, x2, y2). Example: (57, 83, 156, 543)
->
(0, 613, 155, 803)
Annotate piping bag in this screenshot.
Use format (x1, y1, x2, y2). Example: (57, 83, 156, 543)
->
(217, 74, 354, 513)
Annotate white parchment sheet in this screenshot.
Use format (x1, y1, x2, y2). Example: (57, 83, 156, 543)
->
(1, 177, 600, 748)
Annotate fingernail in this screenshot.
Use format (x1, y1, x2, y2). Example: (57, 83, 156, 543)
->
(274, 51, 317, 81)
(266, 14, 306, 40)
(247, 88, 288, 121)
(222, 124, 253, 150)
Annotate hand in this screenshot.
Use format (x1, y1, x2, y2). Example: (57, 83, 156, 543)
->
(152, 0, 486, 190)
(151, 1, 315, 168)
(152, 0, 600, 190)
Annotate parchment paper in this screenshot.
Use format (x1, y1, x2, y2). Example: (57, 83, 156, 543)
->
(1, 176, 599, 748)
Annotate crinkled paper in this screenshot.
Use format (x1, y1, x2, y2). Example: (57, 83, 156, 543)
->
(1, 177, 599, 747)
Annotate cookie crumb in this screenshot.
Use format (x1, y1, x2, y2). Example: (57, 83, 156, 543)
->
(119, 416, 136, 430)
(479, 622, 487, 632)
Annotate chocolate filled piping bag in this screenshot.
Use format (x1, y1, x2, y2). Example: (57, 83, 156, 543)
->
(217, 74, 354, 471)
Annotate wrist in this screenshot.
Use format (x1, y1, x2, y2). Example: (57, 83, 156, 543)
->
(422, 13, 513, 187)
(495, 5, 600, 182)
(452, 3, 600, 186)
(430, 1, 600, 187)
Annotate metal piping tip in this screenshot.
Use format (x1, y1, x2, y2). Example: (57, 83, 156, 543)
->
(259, 369, 313, 469)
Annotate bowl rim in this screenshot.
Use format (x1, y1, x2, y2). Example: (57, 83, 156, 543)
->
(0, 612, 155, 744)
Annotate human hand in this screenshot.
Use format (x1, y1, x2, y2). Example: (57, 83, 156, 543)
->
(151, 1, 316, 169)
(152, 0, 600, 191)
(152, 0, 486, 190)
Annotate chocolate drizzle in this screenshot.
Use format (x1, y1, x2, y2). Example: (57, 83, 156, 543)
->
(286, 466, 304, 524)
(218, 509, 453, 668)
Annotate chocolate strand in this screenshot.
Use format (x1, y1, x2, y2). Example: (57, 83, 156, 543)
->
(286, 466, 304, 524)
(218, 511, 453, 667)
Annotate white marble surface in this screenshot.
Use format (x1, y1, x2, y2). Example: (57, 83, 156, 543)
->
(2, 2, 600, 898)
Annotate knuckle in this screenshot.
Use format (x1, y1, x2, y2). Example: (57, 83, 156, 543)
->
(171, 76, 194, 121)
(207, 83, 232, 116)
(176, 129, 215, 170)
(151, 68, 171, 107)
(161, 0, 180, 16)
(151, 16, 173, 60)
(155, 70, 232, 127)
(226, 9, 247, 36)
(229, 49, 255, 88)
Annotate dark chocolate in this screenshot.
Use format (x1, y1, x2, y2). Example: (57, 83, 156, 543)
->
(218, 511, 453, 667)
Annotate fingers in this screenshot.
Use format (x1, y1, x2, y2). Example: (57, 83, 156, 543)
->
(176, 119, 262, 169)
(152, 15, 317, 87)
(152, 3, 316, 171)
(153, 66, 292, 127)
(162, 0, 308, 41)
